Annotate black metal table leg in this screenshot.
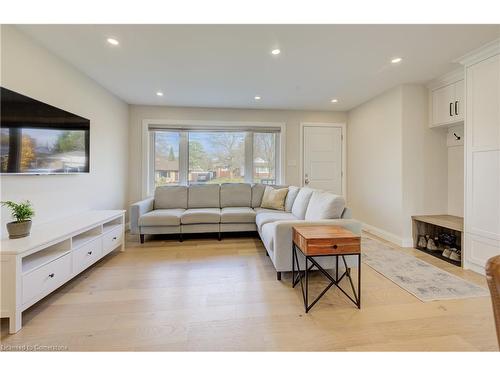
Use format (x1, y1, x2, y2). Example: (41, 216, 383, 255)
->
(291, 242, 362, 312)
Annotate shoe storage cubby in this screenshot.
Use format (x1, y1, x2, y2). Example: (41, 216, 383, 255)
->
(412, 215, 463, 267)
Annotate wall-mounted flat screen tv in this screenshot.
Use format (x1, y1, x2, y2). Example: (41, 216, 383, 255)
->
(1, 87, 90, 174)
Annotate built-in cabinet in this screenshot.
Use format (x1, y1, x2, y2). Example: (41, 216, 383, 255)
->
(461, 44, 500, 274)
(430, 77, 464, 127)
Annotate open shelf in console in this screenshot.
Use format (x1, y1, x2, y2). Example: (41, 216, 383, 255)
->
(22, 239, 71, 274)
(103, 216, 123, 233)
(72, 226, 103, 249)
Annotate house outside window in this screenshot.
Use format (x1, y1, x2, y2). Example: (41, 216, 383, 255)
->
(147, 124, 282, 192)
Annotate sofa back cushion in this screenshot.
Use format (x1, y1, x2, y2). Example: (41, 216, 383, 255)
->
(285, 186, 300, 212)
(251, 184, 266, 208)
(154, 186, 188, 209)
(188, 184, 220, 208)
(305, 191, 346, 220)
(220, 183, 251, 207)
(291, 187, 314, 219)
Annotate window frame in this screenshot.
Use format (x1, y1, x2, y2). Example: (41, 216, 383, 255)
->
(142, 120, 285, 197)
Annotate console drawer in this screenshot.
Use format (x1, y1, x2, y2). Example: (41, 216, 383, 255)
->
(22, 253, 71, 305)
(102, 226, 123, 256)
(73, 237, 102, 274)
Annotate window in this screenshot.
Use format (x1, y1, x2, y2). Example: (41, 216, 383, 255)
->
(149, 125, 281, 190)
(253, 132, 277, 185)
(154, 131, 180, 186)
(188, 132, 245, 184)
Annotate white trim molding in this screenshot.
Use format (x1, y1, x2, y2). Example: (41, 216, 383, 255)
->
(426, 68, 464, 91)
(361, 221, 414, 248)
(299, 122, 347, 198)
(141, 119, 286, 198)
(455, 38, 500, 67)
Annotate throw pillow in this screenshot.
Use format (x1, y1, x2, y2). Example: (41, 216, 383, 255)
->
(260, 186, 289, 211)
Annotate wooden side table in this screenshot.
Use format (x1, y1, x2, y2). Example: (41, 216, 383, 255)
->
(292, 225, 361, 312)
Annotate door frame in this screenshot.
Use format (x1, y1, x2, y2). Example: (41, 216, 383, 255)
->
(299, 122, 347, 197)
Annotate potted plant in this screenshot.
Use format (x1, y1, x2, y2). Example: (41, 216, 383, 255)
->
(1, 200, 35, 239)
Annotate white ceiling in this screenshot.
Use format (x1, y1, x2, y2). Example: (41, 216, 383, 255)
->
(16, 24, 500, 111)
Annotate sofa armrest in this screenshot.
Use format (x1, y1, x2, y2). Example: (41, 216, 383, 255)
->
(271, 219, 362, 270)
(130, 197, 154, 234)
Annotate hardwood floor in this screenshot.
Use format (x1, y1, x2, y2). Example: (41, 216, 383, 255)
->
(0, 232, 497, 351)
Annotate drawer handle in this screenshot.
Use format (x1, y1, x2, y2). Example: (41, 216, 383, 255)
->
(87, 251, 93, 255)
(48, 273, 55, 278)
(332, 245, 338, 249)
(113, 236, 117, 240)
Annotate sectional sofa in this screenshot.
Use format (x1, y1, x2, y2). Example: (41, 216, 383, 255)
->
(130, 183, 361, 279)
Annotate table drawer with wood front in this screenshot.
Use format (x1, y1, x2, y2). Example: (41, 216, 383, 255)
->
(293, 229, 361, 256)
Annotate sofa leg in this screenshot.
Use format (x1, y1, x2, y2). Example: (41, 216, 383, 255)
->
(276, 272, 281, 281)
(179, 233, 183, 242)
(140, 234, 145, 244)
(218, 232, 222, 241)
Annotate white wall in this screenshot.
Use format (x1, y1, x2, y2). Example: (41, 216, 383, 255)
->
(401, 85, 448, 241)
(347, 86, 404, 242)
(0, 26, 129, 231)
(347, 84, 448, 246)
(128, 105, 346, 205)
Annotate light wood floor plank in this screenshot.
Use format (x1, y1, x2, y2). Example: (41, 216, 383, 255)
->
(0, 232, 497, 351)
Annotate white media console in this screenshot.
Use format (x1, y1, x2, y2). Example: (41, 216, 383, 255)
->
(0, 210, 125, 333)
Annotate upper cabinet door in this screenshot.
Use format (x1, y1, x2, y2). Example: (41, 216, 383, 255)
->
(453, 80, 465, 122)
(467, 55, 500, 149)
(432, 83, 456, 126)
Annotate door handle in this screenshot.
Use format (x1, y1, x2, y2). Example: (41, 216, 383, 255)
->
(455, 101, 458, 115)
(449, 102, 453, 117)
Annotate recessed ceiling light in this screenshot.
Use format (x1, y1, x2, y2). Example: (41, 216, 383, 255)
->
(156, 91, 164, 97)
(391, 57, 403, 64)
(271, 49, 281, 55)
(106, 38, 119, 46)
(254, 96, 261, 100)
(331, 99, 338, 103)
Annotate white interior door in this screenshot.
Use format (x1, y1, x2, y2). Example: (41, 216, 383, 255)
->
(303, 125, 343, 194)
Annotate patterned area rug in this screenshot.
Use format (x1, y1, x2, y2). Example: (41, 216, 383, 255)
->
(362, 237, 489, 302)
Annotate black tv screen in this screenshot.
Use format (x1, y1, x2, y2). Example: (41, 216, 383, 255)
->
(1, 87, 90, 174)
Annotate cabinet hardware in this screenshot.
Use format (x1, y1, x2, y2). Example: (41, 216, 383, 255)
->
(87, 251, 93, 255)
(332, 244, 338, 249)
(449, 102, 453, 116)
(455, 101, 458, 115)
(48, 273, 55, 278)
(113, 237, 117, 240)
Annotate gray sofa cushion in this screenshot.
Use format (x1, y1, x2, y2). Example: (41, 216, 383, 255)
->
(285, 186, 300, 212)
(154, 186, 188, 209)
(181, 208, 221, 224)
(305, 191, 346, 220)
(255, 211, 296, 231)
(220, 183, 251, 207)
(291, 187, 314, 219)
(251, 184, 266, 208)
(188, 184, 220, 208)
(139, 209, 185, 226)
(220, 207, 256, 223)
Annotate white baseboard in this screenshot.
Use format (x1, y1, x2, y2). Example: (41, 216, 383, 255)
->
(361, 222, 413, 248)
(464, 260, 485, 275)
